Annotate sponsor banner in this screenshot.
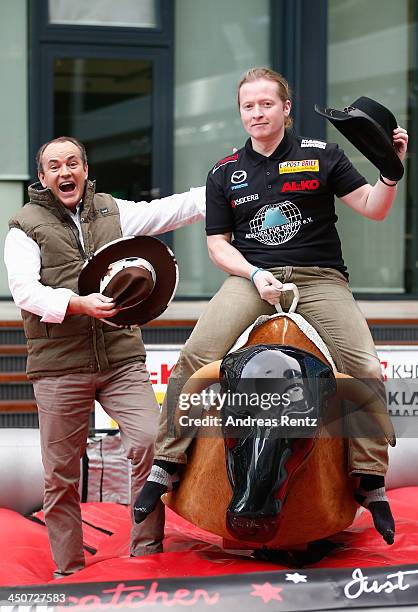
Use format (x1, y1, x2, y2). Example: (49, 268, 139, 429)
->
(1, 564, 418, 610)
(279, 159, 319, 174)
(94, 346, 178, 428)
(378, 346, 418, 435)
(94, 345, 418, 427)
(146, 346, 178, 404)
(378, 346, 418, 380)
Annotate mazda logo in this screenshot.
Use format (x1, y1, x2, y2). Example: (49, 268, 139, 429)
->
(231, 170, 247, 184)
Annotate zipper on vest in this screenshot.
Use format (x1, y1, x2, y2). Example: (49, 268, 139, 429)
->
(68, 221, 88, 260)
(62, 211, 100, 368)
(54, 204, 89, 261)
(91, 319, 101, 371)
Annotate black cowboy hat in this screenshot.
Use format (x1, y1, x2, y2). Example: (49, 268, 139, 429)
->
(314, 96, 404, 182)
(78, 236, 178, 327)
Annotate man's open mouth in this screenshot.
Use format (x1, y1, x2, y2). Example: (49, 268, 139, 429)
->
(59, 181, 76, 193)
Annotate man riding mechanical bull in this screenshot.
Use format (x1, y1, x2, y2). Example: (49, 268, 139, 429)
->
(135, 67, 408, 549)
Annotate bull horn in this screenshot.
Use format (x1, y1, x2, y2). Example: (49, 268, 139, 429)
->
(172, 361, 222, 435)
(180, 360, 221, 395)
(334, 373, 395, 447)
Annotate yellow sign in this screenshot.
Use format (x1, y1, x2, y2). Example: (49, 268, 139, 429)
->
(279, 160, 319, 174)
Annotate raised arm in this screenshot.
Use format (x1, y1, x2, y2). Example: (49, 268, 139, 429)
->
(340, 127, 408, 220)
(117, 186, 206, 236)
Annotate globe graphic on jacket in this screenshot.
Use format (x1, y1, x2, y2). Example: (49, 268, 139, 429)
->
(247, 201, 302, 245)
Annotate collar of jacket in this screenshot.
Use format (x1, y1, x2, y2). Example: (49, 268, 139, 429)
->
(27, 179, 96, 221)
(244, 129, 295, 165)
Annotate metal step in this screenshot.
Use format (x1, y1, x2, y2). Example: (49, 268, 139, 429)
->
(0, 328, 26, 344)
(0, 413, 39, 428)
(0, 383, 34, 400)
(0, 354, 27, 372)
(371, 325, 418, 343)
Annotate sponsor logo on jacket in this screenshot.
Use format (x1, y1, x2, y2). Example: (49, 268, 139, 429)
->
(301, 139, 327, 149)
(231, 193, 259, 207)
(279, 159, 319, 174)
(231, 170, 247, 184)
(281, 180, 320, 192)
(212, 153, 238, 174)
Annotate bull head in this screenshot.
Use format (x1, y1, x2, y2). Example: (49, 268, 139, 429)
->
(219, 345, 334, 542)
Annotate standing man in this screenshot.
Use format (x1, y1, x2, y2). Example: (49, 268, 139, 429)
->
(4, 136, 205, 578)
(136, 68, 408, 546)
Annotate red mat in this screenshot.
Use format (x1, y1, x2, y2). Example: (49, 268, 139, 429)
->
(1, 488, 417, 587)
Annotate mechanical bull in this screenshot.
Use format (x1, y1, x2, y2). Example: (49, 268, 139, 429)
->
(164, 285, 392, 550)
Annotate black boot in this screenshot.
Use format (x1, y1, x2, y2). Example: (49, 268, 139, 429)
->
(134, 460, 179, 524)
(355, 475, 395, 545)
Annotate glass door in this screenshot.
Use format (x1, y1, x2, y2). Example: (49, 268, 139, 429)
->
(35, 45, 173, 203)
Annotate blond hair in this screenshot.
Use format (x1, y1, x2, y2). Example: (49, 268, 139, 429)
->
(237, 68, 293, 129)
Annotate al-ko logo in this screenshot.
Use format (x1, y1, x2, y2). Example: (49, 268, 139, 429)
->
(231, 170, 248, 190)
(282, 180, 320, 192)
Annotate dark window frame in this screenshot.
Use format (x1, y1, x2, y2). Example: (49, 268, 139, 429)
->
(33, 0, 172, 46)
(29, 0, 174, 201)
(272, 0, 327, 140)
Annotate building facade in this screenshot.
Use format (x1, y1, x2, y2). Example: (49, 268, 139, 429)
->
(1, 0, 417, 300)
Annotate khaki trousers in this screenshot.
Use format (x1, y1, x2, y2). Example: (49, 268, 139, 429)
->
(33, 361, 163, 575)
(156, 267, 391, 476)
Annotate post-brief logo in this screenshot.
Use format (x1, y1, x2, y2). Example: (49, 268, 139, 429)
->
(279, 160, 319, 174)
(281, 180, 320, 192)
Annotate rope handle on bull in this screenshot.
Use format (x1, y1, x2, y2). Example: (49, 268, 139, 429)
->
(275, 283, 300, 314)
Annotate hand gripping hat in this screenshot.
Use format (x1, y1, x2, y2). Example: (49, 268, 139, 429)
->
(314, 96, 404, 182)
(78, 236, 178, 327)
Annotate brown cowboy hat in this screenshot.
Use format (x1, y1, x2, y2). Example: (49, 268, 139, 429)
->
(314, 96, 404, 182)
(78, 236, 178, 327)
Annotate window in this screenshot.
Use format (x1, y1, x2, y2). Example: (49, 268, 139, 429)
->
(48, 0, 158, 29)
(53, 57, 153, 200)
(327, 0, 412, 293)
(173, 0, 271, 297)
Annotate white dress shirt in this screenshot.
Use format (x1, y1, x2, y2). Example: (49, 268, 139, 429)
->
(4, 187, 205, 324)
